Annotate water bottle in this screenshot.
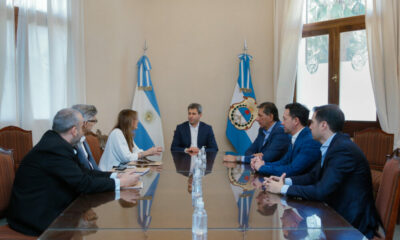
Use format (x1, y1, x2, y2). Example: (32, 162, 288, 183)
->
(195, 155, 204, 176)
(201, 148, 206, 175)
(192, 199, 207, 239)
(193, 159, 201, 178)
(193, 157, 202, 181)
(200, 146, 206, 156)
(192, 174, 202, 206)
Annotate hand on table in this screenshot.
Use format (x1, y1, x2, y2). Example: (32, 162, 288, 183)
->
(251, 156, 264, 171)
(119, 171, 140, 188)
(263, 173, 286, 194)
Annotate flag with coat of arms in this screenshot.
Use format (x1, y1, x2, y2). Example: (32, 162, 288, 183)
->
(132, 55, 164, 161)
(226, 53, 259, 155)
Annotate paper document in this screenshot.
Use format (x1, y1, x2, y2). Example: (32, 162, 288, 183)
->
(121, 181, 143, 189)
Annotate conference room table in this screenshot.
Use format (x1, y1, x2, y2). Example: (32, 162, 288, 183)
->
(39, 151, 366, 240)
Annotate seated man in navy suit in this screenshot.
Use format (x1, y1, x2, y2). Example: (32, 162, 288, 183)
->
(252, 103, 321, 177)
(72, 104, 100, 170)
(264, 104, 380, 239)
(224, 102, 290, 163)
(171, 103, 218, 153)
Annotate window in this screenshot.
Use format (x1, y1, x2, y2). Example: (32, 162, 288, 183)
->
(296, 0, 379, 133)
(12, 0, 68, 120)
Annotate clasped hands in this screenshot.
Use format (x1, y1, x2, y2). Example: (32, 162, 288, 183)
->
(263, 173, 286, 194)
(185, 146, 200, 154)
(250, 155, 264, 171)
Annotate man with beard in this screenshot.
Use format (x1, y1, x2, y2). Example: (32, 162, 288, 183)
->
(6, 108, 140, 236)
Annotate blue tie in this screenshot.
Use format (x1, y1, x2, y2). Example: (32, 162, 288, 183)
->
(261, 130, 270, 148)
(82, 142, 95, 170)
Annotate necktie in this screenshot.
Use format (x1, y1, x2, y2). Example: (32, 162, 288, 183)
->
(82, 143, 94, 170)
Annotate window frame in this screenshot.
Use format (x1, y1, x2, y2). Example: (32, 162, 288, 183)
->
(297, 15, 379, 136)
(14, 6, 18, 42)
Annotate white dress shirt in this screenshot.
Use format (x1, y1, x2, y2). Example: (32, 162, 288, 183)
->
(291, 127, 304, 145)
(99, 128, 143, 171)
(189, 122, 199, 147)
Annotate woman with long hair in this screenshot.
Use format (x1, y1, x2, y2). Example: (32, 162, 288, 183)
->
(99, 109, 162, 171)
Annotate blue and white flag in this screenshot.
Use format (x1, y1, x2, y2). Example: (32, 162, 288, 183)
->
(132, 55, 164, 161)
(226, 54, 259, 155)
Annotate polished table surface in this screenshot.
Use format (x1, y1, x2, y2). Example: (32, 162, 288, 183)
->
(39, 152, 366, 239)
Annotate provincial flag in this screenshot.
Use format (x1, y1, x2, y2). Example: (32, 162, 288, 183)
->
(226, 53, 259, 155)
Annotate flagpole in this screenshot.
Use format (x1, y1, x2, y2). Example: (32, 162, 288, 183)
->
(243, 40, 249, 89)
(143, 40, 148, 56)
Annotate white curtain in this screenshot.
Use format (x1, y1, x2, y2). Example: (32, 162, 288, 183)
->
(0, 0, 86, 143)
(365, 0, 400, 148)
(0, 0, 17, 127)
(273, 0, 305, 115)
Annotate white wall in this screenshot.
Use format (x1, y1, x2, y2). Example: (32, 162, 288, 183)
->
(84, 0, 275, 152)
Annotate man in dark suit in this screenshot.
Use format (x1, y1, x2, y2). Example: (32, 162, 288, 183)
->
(264, 104, 380, 239)
(224, 102, 290, 163)
(72, 104, 100, 170)
(252, 103, 321, 177)
(6, 108, 140, 236)
(170, 103, 218, 153)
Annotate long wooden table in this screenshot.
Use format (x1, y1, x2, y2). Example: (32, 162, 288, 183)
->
(39, 152, 366, 239)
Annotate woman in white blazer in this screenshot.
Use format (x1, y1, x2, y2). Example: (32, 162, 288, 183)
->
(99, 109, 162, 171)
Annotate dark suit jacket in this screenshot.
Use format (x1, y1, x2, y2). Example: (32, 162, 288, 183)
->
(287, 133, 380, 238)
(6, 130, 115, 236)
(258, 127, 321, 177)
(244, 121, 290, 163)
(77, 140, 100, 170)
(170, 121, 218, 152)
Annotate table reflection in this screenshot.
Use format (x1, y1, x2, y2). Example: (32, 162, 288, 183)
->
(172, 151, 217, 194)
(256, 191, 326, 239)
(40, 152, 365, 240)
(224, 161, 341, 239)
(137, 171, 161, 230)
(227, 164, 256, 230)
(171, 151, 217, 176)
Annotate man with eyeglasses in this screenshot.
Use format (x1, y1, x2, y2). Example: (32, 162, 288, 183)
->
(72, 104, 100, 170)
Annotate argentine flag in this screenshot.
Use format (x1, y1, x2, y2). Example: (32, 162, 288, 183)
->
(132, 55, 164, 161)
(226, 53, 259, 155)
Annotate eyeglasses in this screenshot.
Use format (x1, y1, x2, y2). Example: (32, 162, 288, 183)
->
(86, 119, 98, 123)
